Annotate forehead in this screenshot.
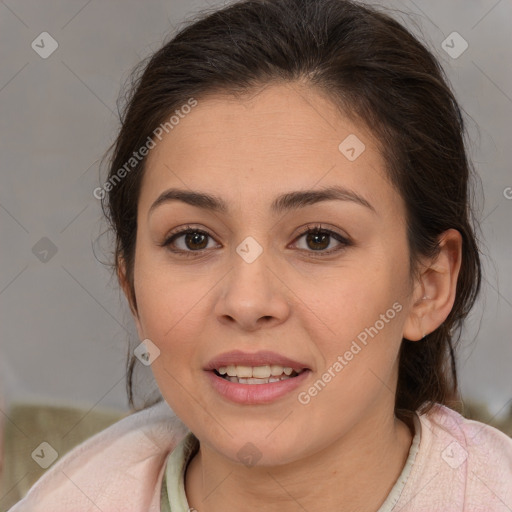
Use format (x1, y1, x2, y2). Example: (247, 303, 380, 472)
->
(140, 82, 397, 215)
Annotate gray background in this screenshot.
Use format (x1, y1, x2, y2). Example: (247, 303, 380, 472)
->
(1, 0, 511, 419)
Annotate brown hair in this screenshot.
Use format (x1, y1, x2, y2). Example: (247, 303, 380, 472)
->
(102, 0, 481, 415)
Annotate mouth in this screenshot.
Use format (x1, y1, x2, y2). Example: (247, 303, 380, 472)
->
(204, 350, 311, 404)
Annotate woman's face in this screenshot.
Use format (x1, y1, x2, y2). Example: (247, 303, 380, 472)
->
(129, 83, 417, 465)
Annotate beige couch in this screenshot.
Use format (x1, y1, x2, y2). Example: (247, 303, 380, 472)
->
(0, 402, 127, 511)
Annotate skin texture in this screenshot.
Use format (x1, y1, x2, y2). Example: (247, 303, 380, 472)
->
(120, 82, 462, 512)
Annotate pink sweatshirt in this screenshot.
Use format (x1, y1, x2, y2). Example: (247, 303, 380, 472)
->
(8, 400, 512, 511)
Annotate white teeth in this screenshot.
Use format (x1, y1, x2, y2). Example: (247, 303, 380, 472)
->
(224, 375, 293, 385)
(252, 365, 271, 378)
(217, 364, 297, 379)
(246, 378, 263, 384)
(236, 365, 254, 378)
(270, 365, 284, 376)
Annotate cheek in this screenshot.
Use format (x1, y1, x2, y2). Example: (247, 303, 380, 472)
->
(300, 290, 406, 418)
(302, 260, 408, 380)
(132, 258, 212, 415)
(308, 264, 405, 334)
(133, 244, 214, 339)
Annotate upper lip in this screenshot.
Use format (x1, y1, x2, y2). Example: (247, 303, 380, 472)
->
(205, 350, 310, 373)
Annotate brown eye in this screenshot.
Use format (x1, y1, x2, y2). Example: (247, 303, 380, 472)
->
(305, 231, 330, 251)
(162, 227, 219, 255)
(183, 232, 209, 250)
(293, 225, 352, 255)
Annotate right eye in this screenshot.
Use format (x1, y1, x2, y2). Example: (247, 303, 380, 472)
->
(161, 226, 220, 256)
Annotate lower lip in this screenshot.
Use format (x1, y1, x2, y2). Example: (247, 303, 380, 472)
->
(205, 370, 311, 405)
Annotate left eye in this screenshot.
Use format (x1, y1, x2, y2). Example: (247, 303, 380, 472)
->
(293, 226, 350, 254)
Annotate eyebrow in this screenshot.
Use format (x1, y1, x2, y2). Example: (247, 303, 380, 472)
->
(148, 185, 376, 217)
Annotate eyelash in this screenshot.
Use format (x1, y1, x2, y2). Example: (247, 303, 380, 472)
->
(160, 224, 352, 258)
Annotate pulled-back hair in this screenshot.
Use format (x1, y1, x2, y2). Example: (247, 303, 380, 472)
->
(102, 0, 481, 416)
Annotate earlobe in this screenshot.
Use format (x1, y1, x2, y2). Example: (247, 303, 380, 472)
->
(403, 229, 462, 341)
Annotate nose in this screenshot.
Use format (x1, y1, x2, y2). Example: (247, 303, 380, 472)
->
(214, 247, 291, 332)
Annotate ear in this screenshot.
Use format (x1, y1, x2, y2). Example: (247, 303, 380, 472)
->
(403, 229, 462, 341)
(117, 256, 144, 340)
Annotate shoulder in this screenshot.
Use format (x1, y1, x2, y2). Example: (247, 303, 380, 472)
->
(423, 403, 512, 469)
(400, 403, 512, 510)
(8, 400, 190, 512)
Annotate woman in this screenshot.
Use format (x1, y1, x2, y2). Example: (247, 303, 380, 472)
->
(10, 0, 512, 510)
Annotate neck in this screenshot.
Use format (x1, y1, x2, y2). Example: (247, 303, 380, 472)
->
(185, 409, 414, 512)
